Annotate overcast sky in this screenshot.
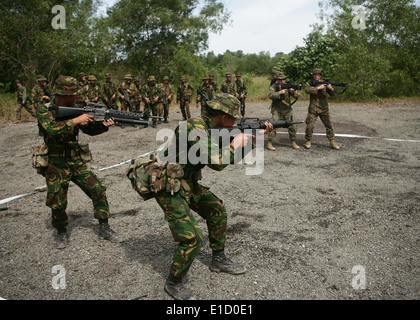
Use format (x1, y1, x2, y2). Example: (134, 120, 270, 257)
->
(100, 0, 322, 56)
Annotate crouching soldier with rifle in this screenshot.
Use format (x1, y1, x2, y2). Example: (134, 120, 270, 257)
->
(35, 76, 123, 249)
(127, 93, 275, 300)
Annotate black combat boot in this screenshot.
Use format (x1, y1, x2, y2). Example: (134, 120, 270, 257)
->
(164, 118, 169, 123)
(98, 219, 123, 243)
(210, 249, 247, 275)
(164, 274, 196, 300)
(56, 228, 68, 249)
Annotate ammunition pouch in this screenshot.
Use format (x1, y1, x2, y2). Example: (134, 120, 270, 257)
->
(31, 144, 49, 175)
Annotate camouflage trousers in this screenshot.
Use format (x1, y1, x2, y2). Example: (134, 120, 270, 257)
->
(44, 156, 109, 230)
(180, 101, 191, 120)
(268, 106, 297, 142)
(161, 101, 171, 120)
(305, 106, 335, 141)
(144, 103, 162, 125)
(16, 102, 36, 120)
(155, 188, 227, 278)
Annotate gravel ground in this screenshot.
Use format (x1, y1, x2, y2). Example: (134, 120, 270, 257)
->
(0, 100, 419, 300)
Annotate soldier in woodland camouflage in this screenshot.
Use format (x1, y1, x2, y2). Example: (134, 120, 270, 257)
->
(304, 68, 340, 150)
(267, 72, 300, 150)
(177, 76, 194, 120)
(209, 73, 219, 92)
(102, 73, 118, 110)
(31, 75, 51, 112)
(15, 80, 36, 123)
(160, 76, 174, 123)
(221, 73, 236, 96)
(36, 76, 122, 249)
(196, 76, 214, 119)
(80, 75, 102, 105)
(235, 73, 247, 117)
(142, 76, 162, 127)
(153, 93, 274, 300)
(119, 74, 135, 111)
(132, 78, 142, 111)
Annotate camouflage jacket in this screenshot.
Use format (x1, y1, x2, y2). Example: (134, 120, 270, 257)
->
(119, 82, 136, 101)
(132, 84, 142, 103)
(269, 83, 299, 109)
(102, 81, 117, 102)
(36, 103, 108, 153)
(210, 80, 219, 93)
(80, 84, 102, 103)
(16, 86, 27, 103)
(304, 81, 337, 109)
(31, 84, 44, 105)
(141, 84, 162, 105)
(177, 83, 194, 102)
(160, 83, 174, 102)
(221, 81, 236, 96)
(158, 117, 239, 196)
(235, 80, 247, 96)
(196, 84, 214, 104)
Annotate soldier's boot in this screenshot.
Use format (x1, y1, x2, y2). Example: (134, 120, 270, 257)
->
(210, 249, 247, 275)
(164, 118, 169, 124)
(56, 228, 68, 250)
(304, 140, 312, 149)
(266, 141, 276, 151)
(98, 219, 123, 243)
(164, 274, 196, 300)
(291, 140, 300, 149)
(330, 139, 340, 150)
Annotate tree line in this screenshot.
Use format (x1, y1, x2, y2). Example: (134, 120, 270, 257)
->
(0, 0, 418, 100)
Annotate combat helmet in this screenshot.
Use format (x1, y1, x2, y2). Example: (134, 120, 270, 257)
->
(52, 76, 78, 96)
(124, 74, 133, 80)
(275, 72, 287, 80)
(312, 68, 322, 75)
(36, 75, 47, 82)
(147, 76, 156, 82)
(88, 75, 97, 81)
(163, 76, 169, 81)
(206, 93, 240, 119)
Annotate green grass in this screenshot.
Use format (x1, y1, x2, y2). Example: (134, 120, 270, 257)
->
(0, 92, 37, 123)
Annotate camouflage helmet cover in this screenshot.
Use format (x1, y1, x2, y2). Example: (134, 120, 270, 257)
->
(37, 75, 47, 82)
(52, 76, 78, 96)
(88, 75, 97, 81)
(163, 76, 169, 81)
(147, 76, 156, 82)
(105, 73, 112, 78)
(202, 76, 210, 81)
(124, 74, 133, 80)
(206, 93, 240, 119)
(275, 72, 287, 80)
(312, 68, 322, 74)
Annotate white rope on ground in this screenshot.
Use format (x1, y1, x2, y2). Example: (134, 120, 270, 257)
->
(1, 133, 418, 207)
(276, 132, 420, 143)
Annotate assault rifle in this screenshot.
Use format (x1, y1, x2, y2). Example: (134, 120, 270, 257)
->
(104, 85, 113, 109)
(197, 88, 211, 102)
(48, 103, 150, 127)
(118, 87, 134, 111)
(213, 117, 303, 134)
(309, 78, 352, 94)
(278, 82, 303, 91)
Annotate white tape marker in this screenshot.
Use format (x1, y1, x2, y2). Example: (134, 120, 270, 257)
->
(276, 132, 420, 143)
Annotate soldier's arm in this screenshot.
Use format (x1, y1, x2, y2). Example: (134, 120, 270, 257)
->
(36, 105, 76, 136)
(304, 82, 319, 95)
(268, 85, 284, 100)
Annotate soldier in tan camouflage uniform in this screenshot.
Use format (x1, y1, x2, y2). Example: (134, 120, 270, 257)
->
(15, 80, 36, 123)
(267, 72, 300, 150)
(304, 68, 340, 150)
(76, 72, 88, 106)
(132, 78, 142, 111)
